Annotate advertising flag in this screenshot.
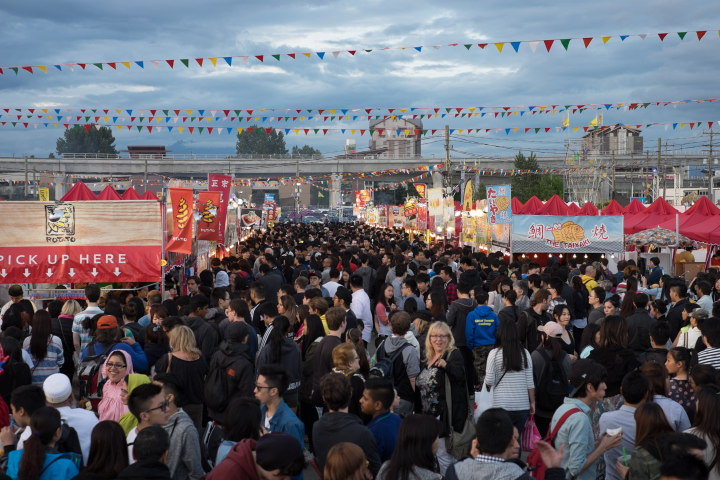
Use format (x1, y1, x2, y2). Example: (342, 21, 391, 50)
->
(197, 191, 221, 241)
(427, 188, 442, 216)
(208, 174, 231, 244)
(486, 184, 512, 225)
(167, 187, 193, 254)
(415, 183, 426, 199)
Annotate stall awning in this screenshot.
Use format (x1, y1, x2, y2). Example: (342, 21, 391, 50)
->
(97, 185, 122, 201)
(60, 181, 98, 201)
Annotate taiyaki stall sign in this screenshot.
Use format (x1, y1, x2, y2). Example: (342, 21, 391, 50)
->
(511, 215, 624, 253)
(167, 188, 194, 255)
(486, 184, 512, 225)
(208, 174, 232, 244)
(0, 201, 162, 283)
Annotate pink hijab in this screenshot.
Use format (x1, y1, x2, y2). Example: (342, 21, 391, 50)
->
(98, 349, 134, 422)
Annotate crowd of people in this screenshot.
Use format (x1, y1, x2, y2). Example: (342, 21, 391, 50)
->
(0, 222, 718, 480)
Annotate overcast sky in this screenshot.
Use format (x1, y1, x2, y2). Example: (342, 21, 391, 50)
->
(0, 0, 718, 162)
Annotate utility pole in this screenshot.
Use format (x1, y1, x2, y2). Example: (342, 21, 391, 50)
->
(611, 151, 615, 200)
(295, 158, 300, 215)
(704, 129, 715, 203)
(444, 125, 451, 189)
(24, 155, 28, 199)
(144, 159, 148, 192)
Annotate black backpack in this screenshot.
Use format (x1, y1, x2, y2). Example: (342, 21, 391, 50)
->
(369, 341, 412, 388)
(520, 310, 544, 351)
(204, 357, 231, 413)
(535, 349, 569, 413)
(56, 421, 83, 460)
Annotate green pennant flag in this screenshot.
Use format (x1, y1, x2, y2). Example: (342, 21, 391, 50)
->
(11, 122, 16, 127)
(94, 63, 103, 70)
(369, 129, 374, 136)
(197, 127, 203, 134)
(238, 117, 243, 122)
(461, 113, 466, 118)
(92, 109, 97, 113)
(285, 117, 289, 122)
(330, 116, 335, 121)
(307, 110, 312, 113)
(139, 117, 144, 123)
(85, 116, 90, 122)
(136, 126, 142, 132)
(445, 108, 451, 113)
(678, 32, 687, 40)
(234, 110, 241, 116)
(535, 128, 540, 133)
(420, 115, 425, 119)
(313, 129, 319, 134)
(180, 59, 189, 67)
(643, 103, 650, 108)
(365, 49, 372, 52)
(163, 110, 169, 116)
(501, 112, 506, 117)
(464, 44, 472, 50)
(422, 130, 427, 135)
(26, 115, 31, 119)
(15, 109, 21, 112)
(74, 125, 80, 130)
(565, 105, 571, 109)
(272, 54, 280, 61)
(375, 116, 379, 119)
(256, 128, 262, 133)
(191, 117, 195, 122)
(560, 39, 571, 50)
(10, 68, 18, 75)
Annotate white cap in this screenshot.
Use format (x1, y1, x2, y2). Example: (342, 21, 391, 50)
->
(43, 373, 72, 404)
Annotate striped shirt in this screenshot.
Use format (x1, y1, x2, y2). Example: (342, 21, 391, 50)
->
(698, 347, 720, 369)
(484, 347, 535, 412)
(23, 335, 64, 386)
(73, 307, 103, 352)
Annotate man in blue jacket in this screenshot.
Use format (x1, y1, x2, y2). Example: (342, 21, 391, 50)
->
(465, 291, 499, 388)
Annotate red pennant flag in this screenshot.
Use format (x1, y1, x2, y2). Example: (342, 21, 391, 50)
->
(582, 37, 593, 48)
(22, 123, 28, 128)
(478, 43, 487, 49)
(658, 33, 668, 41)
(455, 108, 462, 113)
(318, 109, 324, 115)
(304, 129, 309, 135)
(147, 126, 153, 132)
(255, 55, 264, 62)
(690, 123, 695, 130)
(21, 66, 33, 74)
(697, 31, 707, 41)
(95, 117, 100, 122)
(544, 128, 551, 132)
(80, 109, 85, 113)
(103, 110, 108, 114)
(525, 128, 530, 133)
(365, 109, 372, 114)
(174, 110, 180, 115)
(360, 130, 365, 136)
(28, 109, 34, 113)
(388, 109, 394, 113)
(432, 130, 437, 135)
(196, 58, 203, 66)
(107, 63, 116, 69)
(150, 110, 156, 116)
(287, 53, 296, 59)
(544, 40, 554, 52)
(223, 110, 230, 116)
(265, 127, 272, 135)
(709, 122, 714, 129)
(323, 129, 328, 135)
(247, 110, 253, 115)
(347, 50, 356, 55)
(126, 125, 132, 130)
(182, 117, 187, 122)
(84, 125, 91, 132)
(188, 127, 194, 134)
(208, 127, 213, 134)
(63, 124, 69, 129)
(131, 117, 136, 122)
(494, 112, 499, 118)
(77, 64, 86, 69)
(166, 60, 174, 69)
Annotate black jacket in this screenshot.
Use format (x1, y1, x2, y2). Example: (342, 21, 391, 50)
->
(666, 298, 690, 341)
(638, 348, 669, 366)
(626, 308, 656, 355)
(560, 283, 576, 318)
(312, 412, 381, 477)
(588, 345, 640, 397)
(118, 459, 171, 480)
(208, 341, 255, 424)
(144, 343, 170, 372)
(436, 349, 468, 435)
(183, 315, 218, 362)
(258, 272, 283, 307)
(446, 298, 478, 347)
(498, 305, 521, 324)
(517, 308, 550, 353)
(459, 269, 483, 290)
(257, 338, 302, 394)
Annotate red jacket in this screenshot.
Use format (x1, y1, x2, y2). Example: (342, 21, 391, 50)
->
(206, 439, 259, 480)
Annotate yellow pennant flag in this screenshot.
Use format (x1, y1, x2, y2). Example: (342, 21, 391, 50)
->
(206, 117, 211, 122)
(318, 191, 324, 198)
(468, 107, 475, 113)
(48, 116, 53, 120)
(513, 111, 518, 116)
(121, 62, 130, 69)
(351, 129, 356, 135)
(237, 128, 243, 134)
(574, 127, 579, 132)
(513, 128, 518, 133)
(260, 109, 266, 113)
(294, 129, 299, 135)
(399, 108, 407, 113)
(680, 123, 686, 129)
(157, 117, 162, 123)
(186, 110, 192, 115)
(116, 109, 121, 115)
(178, 127, 184, 133)
(602, 36, 612, 44)
(495, 43, 504, 52)
(104, 117, 109, 123)
(254, 117, 259, 121)
(589, 115, 598, 127)
(35, 66, 47, 74)
(42, 109, 47, 114)
(300, 117, 305, 121)
(458, 129, 464, 134)
(53, 123, 58, 127)
(209, 58, 218, 67)
(116, 125, 122, 131)
(303, 53, 311, 58)
(329, 110, 335, 115)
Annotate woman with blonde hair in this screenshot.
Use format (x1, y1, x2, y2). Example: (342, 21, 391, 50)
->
(278, 295, 298, 333)
(332, 342, 370, 424)
(324, 442, 372, 480)
(309, 297, 330, 333)
(152, 325, 208, 429)
(55, 300, 82, 381)
(415, 321, 468, 474)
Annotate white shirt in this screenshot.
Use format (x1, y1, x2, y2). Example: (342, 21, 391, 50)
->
(21, 350, 33, 368)
(56, 406, 99, 466)
(16, 426, 31, 450)
(351, 289, 372, 342)
(324, 281, 341, 298)
(127, 427, 138, 464)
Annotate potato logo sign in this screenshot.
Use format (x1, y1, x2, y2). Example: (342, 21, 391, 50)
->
(45, 205, 75, 237)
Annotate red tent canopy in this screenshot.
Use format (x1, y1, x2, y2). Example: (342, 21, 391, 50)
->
(626, 198, 680, 234)
(97, 185, 122, 201)
(682, 196, 720, 216)
(567, 203, 581, 214)
(601, 200, 624, 215)
(578, 202, 600, 216)
(520, 196, 543, 214)
(623, 199, 646, 214)
(537, 195, 570, 215)
(657, 196, 720, 240)
(511, 197, 524, 214)
(60, 181, 98, 201)
(140, 190, 158, 200)
(120, 187, 142, 200)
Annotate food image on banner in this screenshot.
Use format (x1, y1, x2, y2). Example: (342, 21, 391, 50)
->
(355, 190, 371, 207)
(390, 207, 406, 228)
(462, 180, 473, 211)
(415, 184, 427, 199)
(377, 206, 388, 227)
(486, 184, 512, 225)
(511, 215, 624, 253)
(366, 208, 378, 224)
(462, 216, 476, 245)
(403, 198, 418, 218)
(167, 187, 194, 255)
(208, 173, 231, 244)
(241, 209, 262, 228)
(197, 191, 221, 241)
(417, 200, 427, 231)
(427, 188, 442, 216)
(0, 201, 162, 283)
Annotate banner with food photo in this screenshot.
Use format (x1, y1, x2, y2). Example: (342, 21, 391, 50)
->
(511, 215, 624, 253)
(427, 188, 443, 216)
(377, 206, 388, 227)
(197, 191, 221, 241)
(167, 187, 194, 255)
(486, 184, 512, 225)
(240, 209, 262, 228)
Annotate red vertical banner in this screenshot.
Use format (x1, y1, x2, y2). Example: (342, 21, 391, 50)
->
(417, 200, 428, 231)
(208, 174, 232, 244)
(197, 191, 222, 241)
(167, 187, 193, 254)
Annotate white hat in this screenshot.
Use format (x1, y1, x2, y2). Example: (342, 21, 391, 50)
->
(43, 373, 72, 404)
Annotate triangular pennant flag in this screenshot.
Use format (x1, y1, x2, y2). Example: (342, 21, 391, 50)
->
(620, 35, 629, 41)
(528, 41, 538, 53)
(180, 59, 189, 68)
(196, 58, 204, 66)
(135, 61, 144, 68)
(224, 57, 232, 66)
(560, 39, 571, 50)
(332, 51, 340, 58)
(36, 66, 47, 74)
(464, 44, 472, 50)
(583, 37, 593, 48)
(639, 34, 647, 40)
(658, 33, 668, 41)
(494, 43, 504, 52)
(510, 42, 520, 52)
(241, 56, 249, 65)
(209, 58, 217, 67)
(272, 54, 280, 61)
(316, 52, 325, 59)
(544, 40, 554, 52)
(21, 66, 33, 74)
(255, 55, 263, 62)
(697, 31, 707, 41)
(150, 61, 158, 68)
(677, 32, 687, 40)
(166, 60, 174, 68)
(601, 36, 611, 44)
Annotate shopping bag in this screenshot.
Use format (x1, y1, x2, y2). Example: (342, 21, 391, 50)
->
(522, 415, 541, 452)
(473, 386, 493, 422)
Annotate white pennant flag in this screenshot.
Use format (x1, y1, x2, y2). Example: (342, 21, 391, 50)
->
(222, 117, 227, 121)
(156, 126, 162, 132)
(241, 56, 249, 65)
(173, 117, 179, 123)
(67, 65, 74, 72)
(217, 128, 222, 134)
(639, 34, 647, 41)
(528, 41, 538, 53)
(432, 46, 440, 49)
(151, 60, 159, 69)
(95, 124, 102, 130)
(210, 110, 217, 116)
(139, 110, 145, 116)
(33, 123, 38, 129)
(332, 51, 341, 58)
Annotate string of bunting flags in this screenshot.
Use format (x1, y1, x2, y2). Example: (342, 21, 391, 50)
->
(3, 95, 716, 119)
(0, 30, 714, 77)
(2, 121, 717, 135)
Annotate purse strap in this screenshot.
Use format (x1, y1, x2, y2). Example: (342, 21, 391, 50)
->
(166, 353, 173, 373)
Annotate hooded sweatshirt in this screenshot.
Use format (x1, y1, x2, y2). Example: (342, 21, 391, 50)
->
(163, 408, 204, 480)
(182, 315, 218, 362)
(445, 457, 565, 480)
(312, 412, 381, 477)
(99, 349, 134, 422)
(446, 297, 478, 347)
(355, 265, 376, 294)
(206, 439, 259, 480)
(118, 459, 172, 480)
(465, 305, 500, 348)
(207, 341, 255, 423)
(256, 337, 302, 393)
(459, 268, 483, 290)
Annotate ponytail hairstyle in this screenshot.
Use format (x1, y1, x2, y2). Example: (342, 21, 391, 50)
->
(18, 407, 62, 480)
(668, 347, 692, 375)
(29, 310, 52, 361)
(267, 315, 291, 364)
(530, 289, 550, 307)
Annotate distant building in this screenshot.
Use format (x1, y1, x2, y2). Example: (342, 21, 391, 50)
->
(369, 117, 423, 158)
(121, 145, 171, 158)
(581, 124, 643, 155)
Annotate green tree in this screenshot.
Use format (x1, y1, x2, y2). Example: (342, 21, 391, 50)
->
(48, 153, 55, 158)
(375, 183, 408, 205)
(511, 151, 563, 202)
(236, 125, 288, 155)
(56, 125, 117, 155)
(473, 181, 487, 201)
(292, 145, 322, 157)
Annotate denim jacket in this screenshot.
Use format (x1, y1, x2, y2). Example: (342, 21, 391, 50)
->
(550, 397, 594, 480)
(260, 400, 305, 451)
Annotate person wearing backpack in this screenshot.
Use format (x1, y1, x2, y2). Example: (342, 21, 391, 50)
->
(465, 291, 499, 388)
(517, 289, 551, 354)
(544, 359, 622, 480)
(531, 322, 572, 439)
(207, 322, 255, 425)
(373, 311, 420, 417)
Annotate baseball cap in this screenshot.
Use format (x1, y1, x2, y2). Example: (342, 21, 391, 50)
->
(537, 321, 563, 338)
(568, 359, 605, 398)
(97, 315, 118, 329)
(227, 322, 252, 343)
(308, 271, 321, 278)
